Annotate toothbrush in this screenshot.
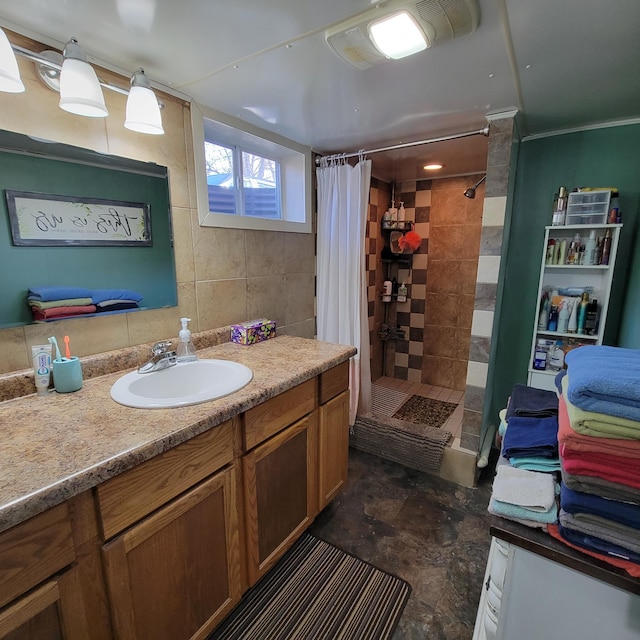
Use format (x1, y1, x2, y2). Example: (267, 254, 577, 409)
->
(48, 336, 63, 361)
(64, 335, 71, 359)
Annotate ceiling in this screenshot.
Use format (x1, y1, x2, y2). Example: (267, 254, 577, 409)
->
(1, 0, 639, 183)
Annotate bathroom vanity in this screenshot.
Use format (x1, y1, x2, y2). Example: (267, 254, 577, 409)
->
(0, 336, 354, 639)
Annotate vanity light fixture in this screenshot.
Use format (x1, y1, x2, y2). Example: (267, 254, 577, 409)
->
(0, 27, 25, 92)
(368, 11, 427, 59)
(0, 27, 164, 134)
(59, 38, 108, 117)
(125, 68, 164, 135)
(423, 163, 443, 171)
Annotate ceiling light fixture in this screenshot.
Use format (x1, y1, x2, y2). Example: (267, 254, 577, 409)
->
(369, 11, 427, 59)
(0, 27, 164, 134)
(125, 68, 164, 135)
(59, 38, 108, 117)
(423, 163, 443, 171)
(0, 27, 25, 92)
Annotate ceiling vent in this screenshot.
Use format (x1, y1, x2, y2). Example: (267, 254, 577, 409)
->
(325, 0, 479, 70)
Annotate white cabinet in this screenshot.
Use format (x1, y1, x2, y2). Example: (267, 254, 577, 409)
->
(527, 223, 623, 391)
(473, 538, 640, 640)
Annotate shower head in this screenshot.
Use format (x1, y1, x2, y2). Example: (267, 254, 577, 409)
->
(463, 175, 486, 199)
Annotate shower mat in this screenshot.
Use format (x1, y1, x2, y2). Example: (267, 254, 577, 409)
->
(393, 395, 458, 429)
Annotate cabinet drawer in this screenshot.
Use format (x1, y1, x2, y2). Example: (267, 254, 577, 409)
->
(243, 379, 316, 450)
(97, 420, 234, 540)
(319, 361, 349, 405)
(0, 503, 75, 608)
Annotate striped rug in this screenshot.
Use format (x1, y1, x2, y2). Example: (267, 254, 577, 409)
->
(208, 534, 411, 640)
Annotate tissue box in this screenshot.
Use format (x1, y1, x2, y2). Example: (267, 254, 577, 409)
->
(231, 318, 276, 345)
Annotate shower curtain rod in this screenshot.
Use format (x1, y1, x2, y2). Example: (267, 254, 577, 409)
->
(315, 124, 490, 164)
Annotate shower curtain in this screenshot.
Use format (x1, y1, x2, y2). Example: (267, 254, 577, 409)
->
(316, 156, 372, 425)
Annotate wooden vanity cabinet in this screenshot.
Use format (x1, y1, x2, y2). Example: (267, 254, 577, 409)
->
(318, 361, 350, 510)
(241, 379, 318, 585)
(98, 421, 242, 640)
(0, 495, 111, 640)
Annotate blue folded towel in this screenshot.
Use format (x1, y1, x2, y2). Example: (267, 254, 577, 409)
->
(560, 484, 640, 530)
(509, 456, 561, 472)
(28, 285, 92, 302)
(558, 523, 640, 563)
(502, 415, 559, 459)
(90, 289, 143, 304)
(489, 497, 558, 524)
(565, 346, 640, 421)
(505, 384, 559, 420)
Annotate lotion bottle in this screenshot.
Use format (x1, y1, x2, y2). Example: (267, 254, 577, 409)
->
(177, 317, 197, 362)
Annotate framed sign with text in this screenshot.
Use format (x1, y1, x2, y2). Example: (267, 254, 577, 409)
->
(5, 190, 152, 246)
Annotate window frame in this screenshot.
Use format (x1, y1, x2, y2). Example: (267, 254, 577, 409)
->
(191, 102, 312, 234)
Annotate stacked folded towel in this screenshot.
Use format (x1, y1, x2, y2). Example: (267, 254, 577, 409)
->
(488, 465, 558, 530)
(27, 286, 143, 321)
(555, 345, 640, 575)
(488, 384, 560, 529)
(502, 385, 561, 472)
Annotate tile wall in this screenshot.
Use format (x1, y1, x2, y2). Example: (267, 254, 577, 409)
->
(0, 31, 316, 376)
(366, 176, 484, 392)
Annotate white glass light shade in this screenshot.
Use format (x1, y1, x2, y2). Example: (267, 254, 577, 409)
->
(59, 57, 108, 117)
(125, 85, 164, 135)
(0, 28, 25, 93)
(369, 11, 428, 60)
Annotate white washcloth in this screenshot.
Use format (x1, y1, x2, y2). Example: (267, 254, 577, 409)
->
(491, 464, 556, 512)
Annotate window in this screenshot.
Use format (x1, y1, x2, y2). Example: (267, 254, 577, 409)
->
(205, 142, 281, 219)
(192, 103, 312, 233)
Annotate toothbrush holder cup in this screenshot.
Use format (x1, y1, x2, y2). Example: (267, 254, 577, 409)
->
(53, 357, 83, 393)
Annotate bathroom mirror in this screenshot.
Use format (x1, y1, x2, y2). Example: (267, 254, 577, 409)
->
(0, 129, 177, 328)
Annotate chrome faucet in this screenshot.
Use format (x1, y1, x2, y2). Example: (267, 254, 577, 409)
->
(138, 340, 177, 373)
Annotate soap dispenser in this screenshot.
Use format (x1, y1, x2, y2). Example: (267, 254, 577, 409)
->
(177, 317, 197, 362)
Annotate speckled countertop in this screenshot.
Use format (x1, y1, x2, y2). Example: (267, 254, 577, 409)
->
(0, 336, 356, 534)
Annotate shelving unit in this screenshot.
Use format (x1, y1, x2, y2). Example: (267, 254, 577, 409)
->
(527, 223, 623, 391)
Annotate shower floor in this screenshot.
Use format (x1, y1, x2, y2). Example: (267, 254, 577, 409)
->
(371, 377, 464, 444)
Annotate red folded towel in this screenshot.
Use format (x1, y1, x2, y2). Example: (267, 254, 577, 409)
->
(32, 305, 97, 321)
(558, 395, 640, 459)
(561, 456, 640, 490)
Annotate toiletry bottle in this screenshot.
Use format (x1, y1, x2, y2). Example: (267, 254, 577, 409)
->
(584, 229, 597, 265)
(397, 282, 407, 303)
(547, 306, 558, 332)
(177, 317, 197, 362)
(32, 344, 52, 396)
(601, 228, 612, 265)
(608, 191, 620, 224)
(545, 238, 556, 264)
(567, 299, 578, 333)
(548, 341, 565, 371)
(533, 339, 548, 370)
(397, 202, 405, 223)
(558, 239, 568, 265)
(552, 186, 567, 226)
(558, 301, 569, 333)
(585, 299, 599, 336)
(382, 280, 392, 302)
(577, 293, 589, 334)
(538, 293, 549, 330)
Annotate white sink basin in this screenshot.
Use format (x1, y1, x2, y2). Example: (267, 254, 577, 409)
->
(110, 359, 253, 409)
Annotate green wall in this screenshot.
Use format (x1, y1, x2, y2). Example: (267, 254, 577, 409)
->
(487, 122, 640, 425)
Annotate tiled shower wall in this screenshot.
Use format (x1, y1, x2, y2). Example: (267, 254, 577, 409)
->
(366, 176, 484, 391)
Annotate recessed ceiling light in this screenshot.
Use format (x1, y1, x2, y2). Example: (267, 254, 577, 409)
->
(423, 163, 443, 171)
(369, 11, 427, 60)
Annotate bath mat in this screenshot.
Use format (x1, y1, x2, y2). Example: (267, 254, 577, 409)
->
(208, 533, 410, 640)
(371, 383, 408, 417)
(351, 414, 451, 473)
(393, 395, 457, 429)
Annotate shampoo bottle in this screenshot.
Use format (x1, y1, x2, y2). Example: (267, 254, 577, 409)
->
(577, 293, 589, 334)
(584, 229, 597, 265)
(567, 299, 578, 333)
(177, 317, 197, 362)
(397, 282, 407, 303)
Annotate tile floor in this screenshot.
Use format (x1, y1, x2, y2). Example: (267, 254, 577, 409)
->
(308, 448, 493, 640)
(372, 376, 465, 441)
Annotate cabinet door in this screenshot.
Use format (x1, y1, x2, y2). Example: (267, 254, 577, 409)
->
(0, 572, 84, 640)
(102, 466, 241, 640)
(243, 413, 318, 586)
(318, 389, 350, 510)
